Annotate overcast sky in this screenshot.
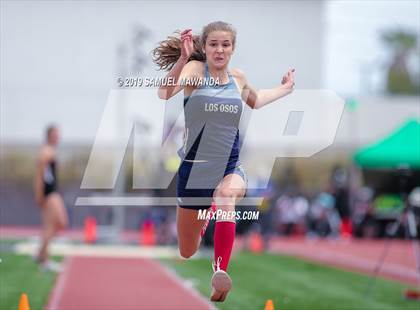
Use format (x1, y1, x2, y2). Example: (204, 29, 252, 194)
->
(325, 0, 420, 96)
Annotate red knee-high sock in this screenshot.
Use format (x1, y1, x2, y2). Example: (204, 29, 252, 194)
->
(214, 221, 236, 272)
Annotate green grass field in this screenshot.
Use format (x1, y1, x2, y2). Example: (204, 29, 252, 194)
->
(0, 252, 59, 310)
(163, 252, 420, 310)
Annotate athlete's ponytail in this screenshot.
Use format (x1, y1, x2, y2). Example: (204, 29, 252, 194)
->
(152, 21, 237, 71)
(152, 31, 205, 71)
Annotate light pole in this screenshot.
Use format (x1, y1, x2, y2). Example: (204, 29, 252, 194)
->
(110, 26, 150, 242)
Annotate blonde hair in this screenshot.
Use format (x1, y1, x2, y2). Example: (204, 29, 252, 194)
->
(152, 21, 237, 71)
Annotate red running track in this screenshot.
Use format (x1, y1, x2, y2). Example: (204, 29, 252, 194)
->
(3, 226, 418, 291)
(269, 237, 419, 285)
(45, 256, 214, 310)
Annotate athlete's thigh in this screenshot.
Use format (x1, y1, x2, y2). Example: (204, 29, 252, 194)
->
(41, 201, 56, 234)
(45, 193, 68, 228)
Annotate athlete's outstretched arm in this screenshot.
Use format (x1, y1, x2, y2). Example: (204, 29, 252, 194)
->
(157, 29, 194, 100)
(235, 69, 295, 109)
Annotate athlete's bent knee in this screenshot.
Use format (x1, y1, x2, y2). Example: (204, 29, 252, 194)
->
(179, 247, 197, 259)
(214, 189, 237, 208)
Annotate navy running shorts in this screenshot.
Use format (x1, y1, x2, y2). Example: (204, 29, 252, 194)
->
(176, 160, 248, 210)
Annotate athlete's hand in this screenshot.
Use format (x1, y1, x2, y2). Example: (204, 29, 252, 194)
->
(281, 68, 295, 90)
(180, 29, 194, 61)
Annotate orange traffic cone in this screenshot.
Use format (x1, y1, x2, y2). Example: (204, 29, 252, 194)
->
(140, 220, 156, 246)
(264, 299, 274, 310)
(249, 231, 264, 253)
(18, 293, 30, 310)
(84, 216, 97, 244)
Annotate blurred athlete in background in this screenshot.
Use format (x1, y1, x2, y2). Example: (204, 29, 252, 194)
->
(34, 125, 68, 272)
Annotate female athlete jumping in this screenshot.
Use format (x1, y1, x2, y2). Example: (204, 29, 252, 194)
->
(34, 125, 68, 271)
(153, 21, 295, 302)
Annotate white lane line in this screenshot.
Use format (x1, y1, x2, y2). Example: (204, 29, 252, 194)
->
(44, 257, 73, 310)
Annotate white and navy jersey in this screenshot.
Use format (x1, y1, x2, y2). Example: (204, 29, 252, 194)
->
(178, 62, 243, 165)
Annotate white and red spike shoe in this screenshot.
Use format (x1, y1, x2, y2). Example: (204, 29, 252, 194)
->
(210, 257, 232, 302)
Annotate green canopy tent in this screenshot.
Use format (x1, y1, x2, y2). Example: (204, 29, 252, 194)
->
(353, 118, 420, 218)
(354, 118, 420, 169)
